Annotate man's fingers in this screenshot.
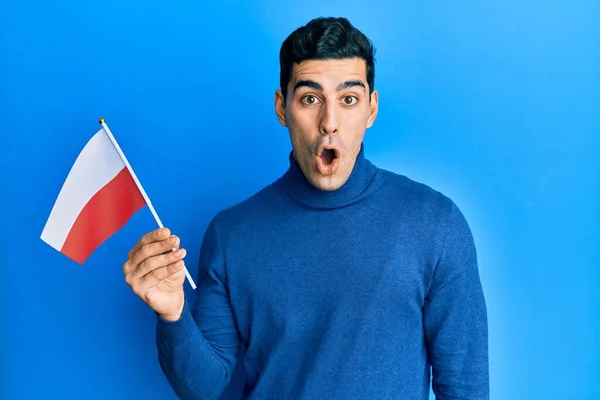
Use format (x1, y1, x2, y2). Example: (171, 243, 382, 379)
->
(127, 227, 171, 259)
(132, 247, 187, 280)
(130, 235, 180, 268)
(137, 260, 186, 291)
(123, 232, 179, 276)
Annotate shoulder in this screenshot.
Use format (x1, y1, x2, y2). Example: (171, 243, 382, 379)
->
(375, 166, 477, 265)
(374, 166, 475, 242)
(376, 167, 456, 218)
(205, 181, 282, 235)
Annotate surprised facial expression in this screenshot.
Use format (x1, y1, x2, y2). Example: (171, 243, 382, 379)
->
(275, 57, 379, 191)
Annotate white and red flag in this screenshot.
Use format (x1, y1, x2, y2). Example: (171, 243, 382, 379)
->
(41, 119, 196, 289)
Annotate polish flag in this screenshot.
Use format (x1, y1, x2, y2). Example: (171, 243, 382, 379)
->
(41, 124, 147, 264)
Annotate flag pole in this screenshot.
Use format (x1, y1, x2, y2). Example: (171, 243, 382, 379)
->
(98, 118, 197, 290)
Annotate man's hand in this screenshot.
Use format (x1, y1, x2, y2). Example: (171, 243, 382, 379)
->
(123, 227, 187, 321)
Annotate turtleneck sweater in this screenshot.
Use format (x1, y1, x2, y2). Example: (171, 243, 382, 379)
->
(155, 144, 489, 400)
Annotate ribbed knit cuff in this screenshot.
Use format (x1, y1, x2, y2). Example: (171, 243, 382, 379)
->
(156, 299, 198, 346)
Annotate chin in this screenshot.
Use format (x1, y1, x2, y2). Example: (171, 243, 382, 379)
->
(309, 173, 347, 192)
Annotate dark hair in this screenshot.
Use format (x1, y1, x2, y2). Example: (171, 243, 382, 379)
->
(279, 17, 376, 102)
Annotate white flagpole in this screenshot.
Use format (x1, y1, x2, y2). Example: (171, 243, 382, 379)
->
(98, 118, 197, 290)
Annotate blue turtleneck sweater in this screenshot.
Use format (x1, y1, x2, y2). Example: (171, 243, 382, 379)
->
(155, 145, 489, 399)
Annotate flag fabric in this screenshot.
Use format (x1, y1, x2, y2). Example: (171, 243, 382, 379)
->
(41, 127, 147, 264)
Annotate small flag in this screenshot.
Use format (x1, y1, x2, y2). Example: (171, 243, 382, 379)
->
(41, 119, 197, 289)
(41, 124, 147, 264)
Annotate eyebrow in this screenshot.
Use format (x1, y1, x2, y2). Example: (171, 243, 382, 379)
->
(292, 79, 366, 94)
(337, 80, 366, 91)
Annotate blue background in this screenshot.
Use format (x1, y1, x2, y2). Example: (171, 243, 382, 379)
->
(1, 1, 598, 399)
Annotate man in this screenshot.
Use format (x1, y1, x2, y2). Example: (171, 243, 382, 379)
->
(122, 16, 489, 400)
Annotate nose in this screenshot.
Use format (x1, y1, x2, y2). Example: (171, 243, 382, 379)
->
(319, 101, 339, 136)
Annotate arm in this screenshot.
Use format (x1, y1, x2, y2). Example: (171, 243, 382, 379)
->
(423, 201, 489, 399)
(155, 216, 241, 400)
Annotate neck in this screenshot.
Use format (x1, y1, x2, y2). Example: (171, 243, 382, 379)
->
(277, 143, 378, 210)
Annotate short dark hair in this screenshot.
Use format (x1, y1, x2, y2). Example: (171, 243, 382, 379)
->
(279, 17, 376, 102)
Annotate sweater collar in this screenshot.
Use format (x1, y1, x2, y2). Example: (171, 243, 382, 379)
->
(277, 143, 377, 210)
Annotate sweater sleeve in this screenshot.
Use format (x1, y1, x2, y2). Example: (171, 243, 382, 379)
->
(423, 201, 489, 399)
(155, 215, 241, 400)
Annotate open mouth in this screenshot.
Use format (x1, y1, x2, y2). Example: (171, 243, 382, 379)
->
(316, 145, 340, 175)
(320, 148, 337, 165)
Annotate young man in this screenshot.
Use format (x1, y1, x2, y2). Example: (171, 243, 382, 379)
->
(122, 17, 489, 400)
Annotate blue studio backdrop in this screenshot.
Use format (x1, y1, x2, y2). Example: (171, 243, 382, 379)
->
(1, 1, 598, 399)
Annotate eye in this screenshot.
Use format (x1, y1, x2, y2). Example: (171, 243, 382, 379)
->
(342, 96, 358, 106)
(301, 95, 320, 105)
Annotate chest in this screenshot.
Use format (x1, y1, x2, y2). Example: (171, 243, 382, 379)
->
(226, 207, 432, 336)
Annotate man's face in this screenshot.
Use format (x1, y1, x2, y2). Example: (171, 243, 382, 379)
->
(275, 57, 379, 191)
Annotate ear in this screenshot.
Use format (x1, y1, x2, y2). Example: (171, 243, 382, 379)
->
(274, 90, 288, 127)
(366, 89, 379, 128)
